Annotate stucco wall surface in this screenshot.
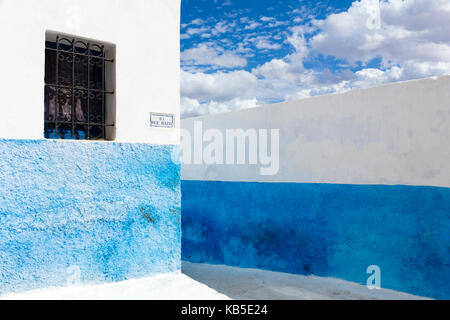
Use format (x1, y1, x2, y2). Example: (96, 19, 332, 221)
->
(182, 75, 450, 188)
(182, 181, 450, 300)
(0, 0, 181, 144)
(0, 139, 181, 294)
(181, 76, 450, 300)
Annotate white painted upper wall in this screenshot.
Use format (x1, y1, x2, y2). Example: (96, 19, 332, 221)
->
(182, 75, 450, 188)
(0, 0, 180, 145)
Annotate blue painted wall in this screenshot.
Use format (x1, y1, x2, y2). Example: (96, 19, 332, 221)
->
(0, 139, 180, 295)
(182, 181, 450, 299)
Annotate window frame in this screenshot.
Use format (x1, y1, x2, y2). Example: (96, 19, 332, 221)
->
(44, 31, 116, 141)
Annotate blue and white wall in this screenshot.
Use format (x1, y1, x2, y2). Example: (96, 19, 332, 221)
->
(0, 0, 181, 294)
(181, 75, 450, 299)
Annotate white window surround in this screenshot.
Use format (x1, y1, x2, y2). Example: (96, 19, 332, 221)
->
(0, 0, 181, 145)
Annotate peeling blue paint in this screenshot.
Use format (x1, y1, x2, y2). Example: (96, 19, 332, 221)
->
(0, 139, 181, 295)
(181, 180, 450, 299)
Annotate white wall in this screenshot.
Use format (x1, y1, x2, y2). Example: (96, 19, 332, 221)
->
(0, 0, 180, 145)
(182, 75, 450, 188)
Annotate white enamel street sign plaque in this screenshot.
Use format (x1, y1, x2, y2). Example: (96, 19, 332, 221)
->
(150, 113, 175, 128)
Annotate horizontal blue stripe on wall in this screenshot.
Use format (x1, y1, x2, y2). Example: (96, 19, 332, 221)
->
(0, 139, 181, 295)
(182, 180, 450, 299)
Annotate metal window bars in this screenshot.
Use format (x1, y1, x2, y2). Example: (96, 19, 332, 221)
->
(44, 35, 114, 140)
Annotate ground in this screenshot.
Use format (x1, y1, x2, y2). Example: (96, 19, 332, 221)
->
(1, 262, 429, 300)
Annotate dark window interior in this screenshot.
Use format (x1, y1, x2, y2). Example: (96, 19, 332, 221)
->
(44, 36, 114, 140)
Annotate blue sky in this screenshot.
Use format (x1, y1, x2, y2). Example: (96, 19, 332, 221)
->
(181, 0, 354, 71)
(180, 0, 450, 118)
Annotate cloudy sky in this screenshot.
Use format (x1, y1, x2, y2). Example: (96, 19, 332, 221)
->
(180, 0, 450, 118)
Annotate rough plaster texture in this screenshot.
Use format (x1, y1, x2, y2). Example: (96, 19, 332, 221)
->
(182, 181, 450, 300)
(181, 76, 450, 299)
(0, 139, 181, 295)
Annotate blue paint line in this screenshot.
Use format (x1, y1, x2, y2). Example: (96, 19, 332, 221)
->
(181, 180, 450, 299)
(0, 139, 181, 295)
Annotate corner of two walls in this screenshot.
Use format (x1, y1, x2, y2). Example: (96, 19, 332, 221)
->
(0, 0, 182, 295)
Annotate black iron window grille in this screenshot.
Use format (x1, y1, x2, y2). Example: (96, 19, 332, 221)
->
(44, 35, 114, 140)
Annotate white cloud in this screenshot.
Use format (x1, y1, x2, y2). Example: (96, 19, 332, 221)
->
(244, 21, 261, 30)
(284, 65, 404, 101)
(212, 21, 233, 35)
(185, 26, 210, 36)
(252, 31, 308, 82)
(255, 39, 282, 50)
(253, 0, 450, 102)
(181, 97, 259, 118)
(181, 44, 247, 69)
(181, 70, 258, 102)
(260, 16, 275, 22)
(309, 0, 450, 67)
(240, 17, 250, 23)
(181, 18, 204, 30)
(180, 0, 450, 118)
(381, 0, 450, 42)
(190, 18, 204, 25)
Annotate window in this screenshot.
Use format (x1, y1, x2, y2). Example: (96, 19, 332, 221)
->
(44, 32, 115, 140)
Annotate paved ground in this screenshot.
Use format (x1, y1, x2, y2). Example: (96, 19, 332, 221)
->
(1, 262, 429, 300)
(182, 262, 429, 300)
